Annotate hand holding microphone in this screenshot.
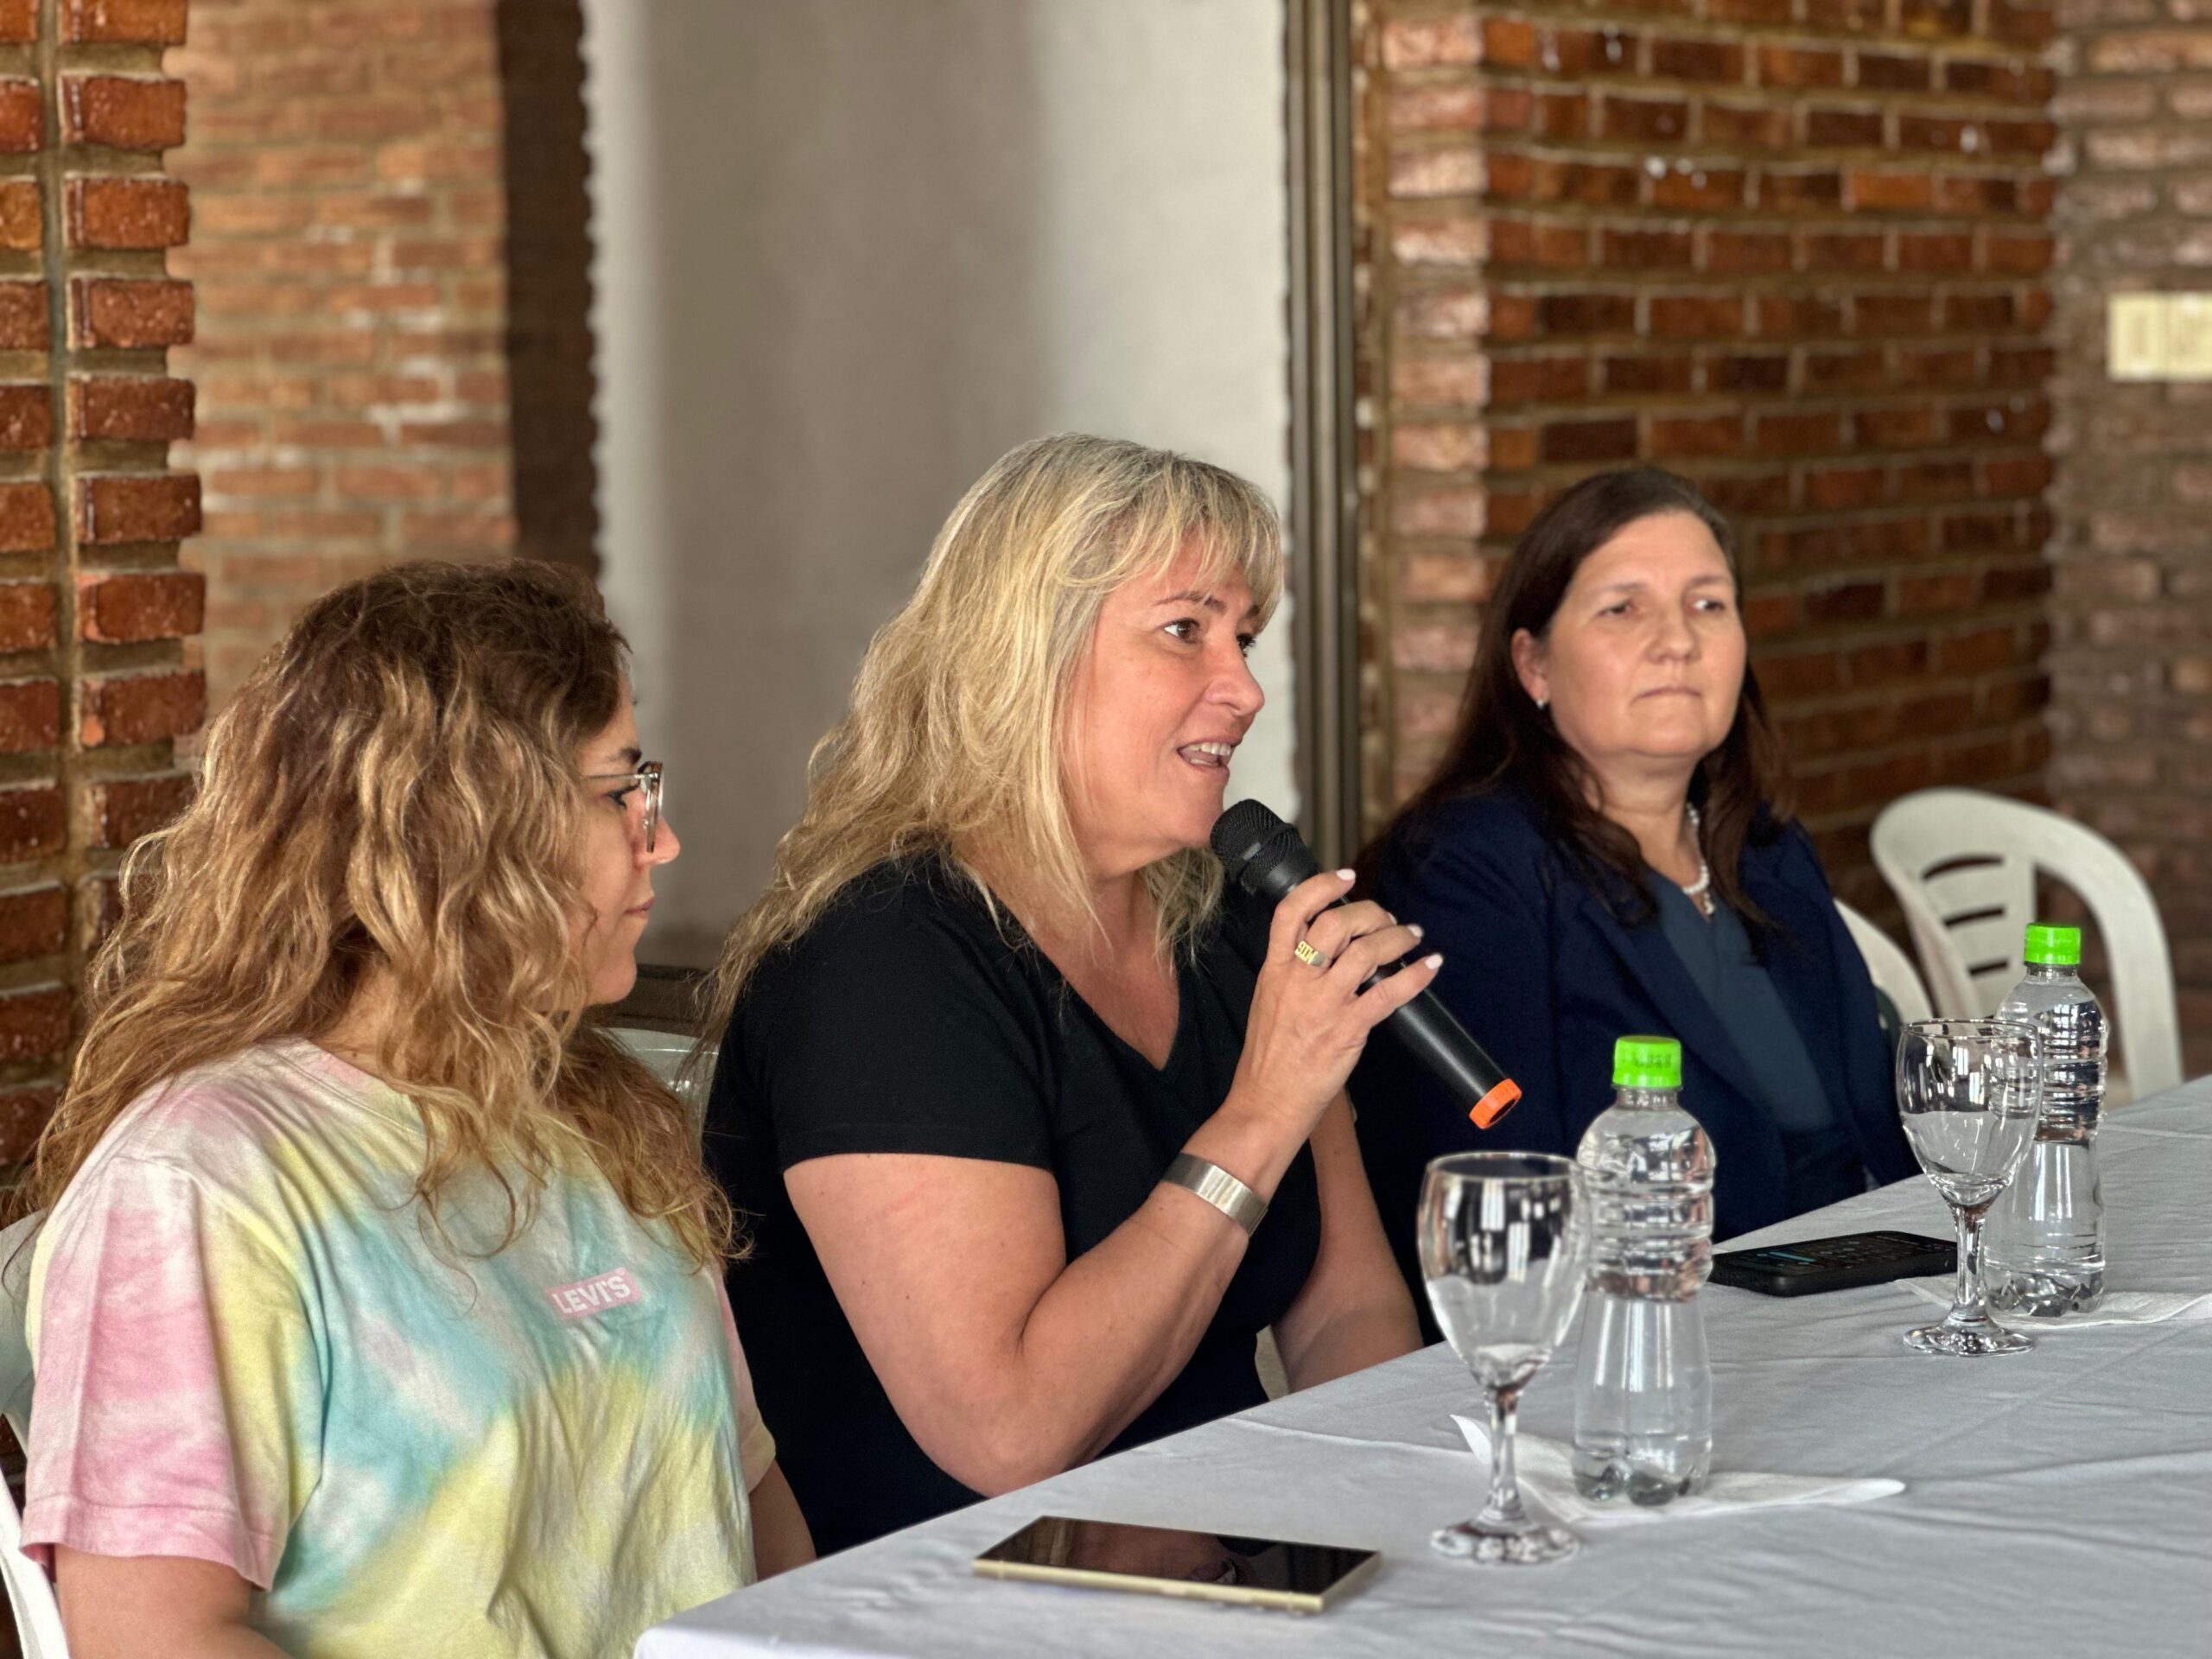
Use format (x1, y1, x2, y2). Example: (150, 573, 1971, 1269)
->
(1224, 863, 1441, 1139)
(1212, 801, 1521, 1130)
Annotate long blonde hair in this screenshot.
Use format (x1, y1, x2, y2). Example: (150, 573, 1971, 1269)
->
(28, 561, 733, 1269)
(702, 433, 1285, 1039)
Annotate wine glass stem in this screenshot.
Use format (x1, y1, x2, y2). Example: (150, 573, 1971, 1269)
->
(1478, 1381, 1529, 1528)
(1949, 1199, 1993, 1325)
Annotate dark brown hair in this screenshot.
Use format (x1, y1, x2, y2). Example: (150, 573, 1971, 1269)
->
(1366, 467, 1794, 929)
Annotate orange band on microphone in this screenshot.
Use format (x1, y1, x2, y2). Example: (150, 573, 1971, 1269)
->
(1468, 1077, 1521, 1129)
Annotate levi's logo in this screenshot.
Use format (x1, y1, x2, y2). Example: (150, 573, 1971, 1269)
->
(546, 1268, 642, 1320)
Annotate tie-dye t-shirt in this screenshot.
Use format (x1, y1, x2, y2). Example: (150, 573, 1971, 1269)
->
(22, 1039, 772, 1659)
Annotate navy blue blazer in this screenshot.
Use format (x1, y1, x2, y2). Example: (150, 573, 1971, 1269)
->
(1351, 786, 1916, 1307)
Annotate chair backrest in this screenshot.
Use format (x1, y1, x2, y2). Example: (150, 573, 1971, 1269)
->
(1871, 787, 2183, 1103)
(1835, 899, 1933, 1028)
(0, 1478, 65, 1659)
(0, 1209, 68, 1659)
(610, 1027, 716, 1136)
(0, 1210, 36, 1443)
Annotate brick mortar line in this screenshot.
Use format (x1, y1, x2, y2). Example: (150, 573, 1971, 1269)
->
(31, 0, 75, 1057)
(1382, 78, 2056, 98)
(1396, 215, 2056, 232)
(1439, 377, 2054, 389)
(1375, 0, 2058, 42)
(1458, 269, 2052, 284)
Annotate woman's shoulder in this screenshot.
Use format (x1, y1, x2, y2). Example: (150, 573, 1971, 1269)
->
(1743, 808, 1832, 887)
(1388, 785, 1546, 849)
(1424, 785, 1548, 840)
(43, 1041, 386, 1259)
(1371, 785, 1550, 892)
(794, 855, 1013, 951)
(722, 858, 1059, 1160)
(69, 1041, 384, 1168)
(741, 856, 1035, 1019)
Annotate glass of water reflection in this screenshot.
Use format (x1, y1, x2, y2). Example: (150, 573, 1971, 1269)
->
(1418, 1153, 1587, 1566)
(1896, 1019, 2043, 1357)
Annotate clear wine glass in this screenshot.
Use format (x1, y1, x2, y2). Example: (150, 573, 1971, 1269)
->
(1418, 1152, 1588, 1566)
(1896, 1018, 2042, 1357)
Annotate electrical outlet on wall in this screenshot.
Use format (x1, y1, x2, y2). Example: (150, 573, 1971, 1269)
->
(2109, 294, 2212, 381)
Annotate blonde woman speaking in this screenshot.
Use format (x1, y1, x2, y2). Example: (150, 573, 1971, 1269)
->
(704, 435, 1426, 1554)
(21, 563, 811, 1659)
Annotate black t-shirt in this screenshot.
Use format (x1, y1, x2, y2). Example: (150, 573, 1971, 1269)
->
(707, 858, 1321, 1555)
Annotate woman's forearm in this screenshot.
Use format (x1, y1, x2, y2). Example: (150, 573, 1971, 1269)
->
(793, 1077, 1343, 1499)
(968, 1184, 1255, 1485)
(1281, 1298, 1422, 1393)
(1176, 1082, 1316, 1205)
(920, 1095, 1313, 1492)
(1270, 1096, 1424, 1394)
(748, 1461, 816, 1579)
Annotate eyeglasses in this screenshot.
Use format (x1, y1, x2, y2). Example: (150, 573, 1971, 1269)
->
(584, 760, 664, 854)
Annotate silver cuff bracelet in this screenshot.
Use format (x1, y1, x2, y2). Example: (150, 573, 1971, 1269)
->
(1162, 1152, 1268, 1236)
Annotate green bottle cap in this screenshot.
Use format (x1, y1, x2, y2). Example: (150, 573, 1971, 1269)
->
(2024, 923, 2081, 966)
(1613, 1035, 1682, 1090)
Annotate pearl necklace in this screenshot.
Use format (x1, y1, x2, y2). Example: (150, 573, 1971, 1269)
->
(1682, 803, 1715, 920)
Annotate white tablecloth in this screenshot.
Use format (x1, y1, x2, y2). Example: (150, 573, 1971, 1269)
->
(642, 1084, 2212, 1658)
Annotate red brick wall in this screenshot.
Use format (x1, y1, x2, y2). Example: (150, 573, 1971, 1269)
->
(2045, 1, 2212, 1071)
(0, 0, 203, 1171)
(1359, 0, 2058, 921)
(168, 0, 515, 709)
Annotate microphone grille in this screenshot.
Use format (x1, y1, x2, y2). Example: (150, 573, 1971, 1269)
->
(1210, 799, 1311, 897)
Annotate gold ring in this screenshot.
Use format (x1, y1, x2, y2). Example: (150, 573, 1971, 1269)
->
(1293, 938, 1326, 969)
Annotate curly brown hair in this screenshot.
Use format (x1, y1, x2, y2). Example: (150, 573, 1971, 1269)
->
(27, 560, 733, 1269)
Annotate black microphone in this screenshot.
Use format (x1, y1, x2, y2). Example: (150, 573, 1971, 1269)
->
(1211, 799, 1520, 1129)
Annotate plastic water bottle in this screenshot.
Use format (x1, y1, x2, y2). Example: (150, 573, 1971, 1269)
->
(1573, 1035, 1715, 1504)
(1986, 924, 2107, 1317)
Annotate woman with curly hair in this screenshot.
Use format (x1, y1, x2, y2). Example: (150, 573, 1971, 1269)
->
(17, 561, 810, 1659)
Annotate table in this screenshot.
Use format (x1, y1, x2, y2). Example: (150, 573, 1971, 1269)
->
(641, 1084, 2212, 1658)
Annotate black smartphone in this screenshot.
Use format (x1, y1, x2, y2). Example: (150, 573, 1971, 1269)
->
(1709, 1229, 1955, 1296)
(975, 1516, 1381, 1615)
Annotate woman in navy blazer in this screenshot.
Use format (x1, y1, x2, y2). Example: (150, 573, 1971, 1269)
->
(1351, 468, 1915, 1304)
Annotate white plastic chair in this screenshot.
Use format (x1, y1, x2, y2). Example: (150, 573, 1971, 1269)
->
(610, 1027, 715, 1135)
(1871, 787, 2183, 1104)
(0, 1208, 67, 1659)
(1835, 899, 1933, 1027)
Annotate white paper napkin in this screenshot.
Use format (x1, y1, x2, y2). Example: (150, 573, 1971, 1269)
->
(1899, 1280, 2212, 1327)
(1448, 1414, 1901, 1526)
